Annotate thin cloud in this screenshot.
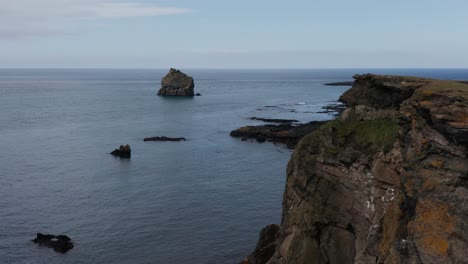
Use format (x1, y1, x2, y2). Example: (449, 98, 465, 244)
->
(0, 0, 191, 38)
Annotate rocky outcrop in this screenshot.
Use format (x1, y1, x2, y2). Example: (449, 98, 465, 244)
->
(244, 74, 468, 264)
(339, 74, 426, 109)
(32, 233, 74, 253)
(157, 68, 195, 96)
(250, 117, 299, 124)
(324, 81, 354, 86)
(110, 144, 131, 158)
(242, 225, 280, 264)
(230, 121, 327, 149)
(144, 136, 186, 142)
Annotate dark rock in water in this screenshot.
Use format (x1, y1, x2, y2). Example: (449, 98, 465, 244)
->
(195, 93, 201, 96)
(230, 121, 327, 149)
(143, 136, 186, 142)
(256, 135, 266, 143)
(110, 144, 131, 158)
(320, 102, 347, 116)
(250, 117, 299, 124)
(241, 224, 279, 264)
(241, 138, 248, 141)
(324, 81, 355, 86)
(32, 233, 74, 253)
(157, 68, 195, 96)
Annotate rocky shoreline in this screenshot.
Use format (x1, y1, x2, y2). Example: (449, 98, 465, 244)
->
(230, 121, 328, 149)
(323, 81, 354, 86)
(231, 102, 346, 149)
(249, 117, 299, 124)
(242, 74, 468, 264)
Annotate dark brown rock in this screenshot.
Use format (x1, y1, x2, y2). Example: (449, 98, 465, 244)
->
(250, 117, 299, 124)
(324, 81, 355, 86)
(143, 136, 186, 142)
(241, 224, 279, 264)
(230, 121, 327, 149)
(339, 74, 426, 108)
(157, 68, 195, 96)
(32, 233, 74, 253)
(110, 144, 131, 158)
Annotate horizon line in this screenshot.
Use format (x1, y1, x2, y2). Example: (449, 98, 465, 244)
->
(1, 67, 468, 70)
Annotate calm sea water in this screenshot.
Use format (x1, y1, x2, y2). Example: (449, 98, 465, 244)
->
(1, 69, 467, 264)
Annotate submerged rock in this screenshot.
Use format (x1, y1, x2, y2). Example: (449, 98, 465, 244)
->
(32, 233, 74, 253)
(143, 136, 186, 142)
(157, 68, 195, 96)
(230, 121, 327, 149)
(250, 117, 299, 124)
(110, 144, 131, 158)
(244, 74, 468, 264)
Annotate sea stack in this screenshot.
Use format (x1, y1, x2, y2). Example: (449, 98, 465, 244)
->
(110, 145, 131, 158)
(158, 68, 195, 96)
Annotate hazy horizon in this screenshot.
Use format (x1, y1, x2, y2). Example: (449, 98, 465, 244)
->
(1, 0, 468, 68)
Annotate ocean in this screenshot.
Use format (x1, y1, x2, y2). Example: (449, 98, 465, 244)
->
(1, 69, 467, 264)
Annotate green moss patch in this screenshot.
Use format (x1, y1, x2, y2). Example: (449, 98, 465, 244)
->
(327, 116, 399, 154)
(297, 109, 400, 165)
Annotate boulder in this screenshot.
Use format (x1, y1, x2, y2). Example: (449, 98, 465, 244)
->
(110, 144, 131, 158)
(157, 68, 195, 96)
(32, 233, 74, 253)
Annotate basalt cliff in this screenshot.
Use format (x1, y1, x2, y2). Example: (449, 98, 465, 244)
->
(243, 74, 468, 264)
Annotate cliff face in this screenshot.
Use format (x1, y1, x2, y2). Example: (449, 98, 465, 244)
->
(244, 74, 468, 264)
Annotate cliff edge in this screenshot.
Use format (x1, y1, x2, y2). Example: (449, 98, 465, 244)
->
(243, 74, 468, 264)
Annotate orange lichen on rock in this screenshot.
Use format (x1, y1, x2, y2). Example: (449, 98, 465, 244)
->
(420, 90, 435, 96)
(403, 179, 417, 197)
(418, 100, 433, 108)
(422, 179, 438, 192)
(379, 195, 403, 257)
(411, 199, 455, 256)
(429, 159, 444, 169)
(419, 137, 430, 146)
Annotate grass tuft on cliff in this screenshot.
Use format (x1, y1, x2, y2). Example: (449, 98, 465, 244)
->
(299, 108, 399, 164)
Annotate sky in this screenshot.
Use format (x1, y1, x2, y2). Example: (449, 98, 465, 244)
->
(1, 0, 468, 68)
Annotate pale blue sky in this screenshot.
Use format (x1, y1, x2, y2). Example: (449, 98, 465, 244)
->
(1, 0, 467, 68)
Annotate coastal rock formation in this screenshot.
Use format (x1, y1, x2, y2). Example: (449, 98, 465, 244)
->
(110, 144, 131, 158)
(230, 121, 327, 149)
(157, 68, 195, 96)
(32, 233, 74, 253)
(250, 117, 299, 124)
(244, 74, 468, 264)
(242, 225, 280, 264)
(324, 81, 354, 86)
(143, 136, 186, 142)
